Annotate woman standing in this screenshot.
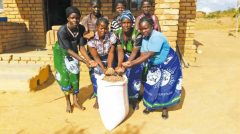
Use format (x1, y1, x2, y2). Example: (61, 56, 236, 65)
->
(88, 17, 117, 109)
(135, 0, 161, 31)
(53, 6, 97, 113)
(122, 17, 182, 119)
(114, 10, 143, 110)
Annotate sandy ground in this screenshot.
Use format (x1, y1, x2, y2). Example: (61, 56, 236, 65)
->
(1, 29, 240, 134)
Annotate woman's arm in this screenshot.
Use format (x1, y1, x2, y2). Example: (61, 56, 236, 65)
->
(79, 46, 91, 62)
(155, 15, 161, 32)
(67, 49, 87, 64)
(135, 16, 140, 30)
(88, 47, 106, 72)
(128, 46, 140, 61)
(117, 45, 125, 67)
(122, 51, 155, 68)
(107, 45, 115, 68)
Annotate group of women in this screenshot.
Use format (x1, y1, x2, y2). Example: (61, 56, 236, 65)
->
(53, 0, 182, 119)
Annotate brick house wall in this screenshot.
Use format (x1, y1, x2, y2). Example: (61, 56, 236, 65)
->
(0, 22, 26, 53)
(0, 0, 197, 64)
(1, 0, 45, 48)
(177, 0, 196, 63)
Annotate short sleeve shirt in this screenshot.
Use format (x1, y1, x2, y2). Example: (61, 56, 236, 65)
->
(141, 30, 170, 65)
(87, 32, 117, 57)
(81, 13, 108, 32)
(57, 24, 86, 53)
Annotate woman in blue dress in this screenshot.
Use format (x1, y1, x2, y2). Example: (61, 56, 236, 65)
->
(122, 17, 182, 119)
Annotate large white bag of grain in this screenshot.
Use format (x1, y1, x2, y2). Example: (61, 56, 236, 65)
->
(96, 75, 129, 131)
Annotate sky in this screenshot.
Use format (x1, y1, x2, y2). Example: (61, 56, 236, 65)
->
(197, 0, 238, 13)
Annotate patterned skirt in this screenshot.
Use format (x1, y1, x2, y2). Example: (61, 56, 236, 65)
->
(143, 48, 182, 110)
(53, 42, 80, 95)
(89, 55, 109, 96)
(124, 54, 144, 99)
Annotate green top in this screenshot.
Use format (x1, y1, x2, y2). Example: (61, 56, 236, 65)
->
(114, 27, 142, 54)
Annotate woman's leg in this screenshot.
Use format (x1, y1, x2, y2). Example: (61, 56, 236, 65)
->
(73, 93, 86, 111)
(162, 107, 168, 119)
(65, 94, 72, 113)
(93, 97, 99, 109)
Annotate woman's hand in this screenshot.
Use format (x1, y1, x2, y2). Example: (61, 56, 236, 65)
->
(105, 67, 115, 76)
(122, 61, 133, 68)
(115, 66, 125, 76)
(88, 60, 98, 67)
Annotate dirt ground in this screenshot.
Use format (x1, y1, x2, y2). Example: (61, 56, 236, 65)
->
(1, 28, 240, 133)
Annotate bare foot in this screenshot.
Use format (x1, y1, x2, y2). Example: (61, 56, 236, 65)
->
(66, 103, 72, 113)
(65, 95, 72, 113)
(162, 108, 168, 119)
(73, 102, 86, 111)
(130, 99, 139, 110)
(143, 108, 150, 115)
(93, 101, 99, 109)
(73, 94, 86, 111)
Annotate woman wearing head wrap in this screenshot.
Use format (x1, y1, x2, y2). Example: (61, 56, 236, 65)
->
(135, 0, 161, 31)
(122, 17, 182, 119)
(53, 6, 97, 113)
(110, 0, 135, 32)
(114, 10, 143, 110)
(87, 17, 117, 109)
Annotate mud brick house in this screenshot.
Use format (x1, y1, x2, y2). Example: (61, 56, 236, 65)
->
(0, 0, 196, 64)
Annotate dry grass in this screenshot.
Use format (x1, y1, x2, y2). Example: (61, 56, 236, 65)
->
(195, 17, 240, 30)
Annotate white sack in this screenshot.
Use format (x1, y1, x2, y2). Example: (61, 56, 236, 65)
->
(97, 75, 129, 131)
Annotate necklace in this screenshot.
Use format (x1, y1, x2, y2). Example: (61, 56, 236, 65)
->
(67, 23, 79, 38)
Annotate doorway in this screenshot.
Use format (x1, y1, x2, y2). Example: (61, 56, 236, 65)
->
(44, 0, 71, 30)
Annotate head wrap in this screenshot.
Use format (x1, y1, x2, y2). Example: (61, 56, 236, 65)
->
(65, 6, 80, 17)
(120, 10, 134, 23)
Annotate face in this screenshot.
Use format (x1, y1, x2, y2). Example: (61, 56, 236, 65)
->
(121, 18, 132, 32)
(142, 2, 151, 15)
(139, 21, 153, 37)
(96, 22, 108, 38)
(116, 3, 125, 15)
(67, 13, 80, 28)
(92, 3, 101, 16)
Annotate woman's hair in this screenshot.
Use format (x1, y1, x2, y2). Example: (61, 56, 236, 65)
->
(65, 6, 81, 17)
(90, 0, 101, 6)
(114, 0, 127, 8)
(120, 10, 134, 23)
(141, 0, 152, 8)
(139, 16, 154, 26)
(96, 17, 109, 26)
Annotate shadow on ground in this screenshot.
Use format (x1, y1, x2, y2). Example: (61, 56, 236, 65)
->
(54, 126, 87, 134)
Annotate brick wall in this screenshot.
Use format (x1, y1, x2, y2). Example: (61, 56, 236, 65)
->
(0, 22, 26, 53)
(155, 0, 180, 49)
(2, 0, 45, 47)
(177, 0, 196, 63)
